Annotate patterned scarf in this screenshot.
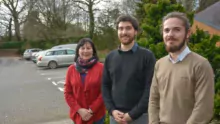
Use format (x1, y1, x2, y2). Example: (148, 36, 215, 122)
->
(74, 56, 98, 73)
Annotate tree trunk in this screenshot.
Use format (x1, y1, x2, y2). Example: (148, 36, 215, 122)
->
(14, 17, 21, 41)
(88, 1, 94, 39)
(13, 12, 21, 41)
(8, 18, 12, 41)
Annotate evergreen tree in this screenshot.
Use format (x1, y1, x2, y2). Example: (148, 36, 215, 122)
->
(136, 0, 158, 24)
(189, 28, 220, 119)
(135, 0, 177, 24)
(135, 0, 220, 120)
(136, 0, 194, 58)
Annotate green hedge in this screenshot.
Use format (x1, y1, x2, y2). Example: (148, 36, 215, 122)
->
(0, 41, 25, 49)
(0, 36, 86, 54)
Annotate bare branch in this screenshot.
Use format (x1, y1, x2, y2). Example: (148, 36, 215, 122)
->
(93, 8, 100, 12)
(15, 0, 19, 9)
(76, 4, 89, 12)
(0, 21, 9, 27)
(2, 0, 13, 12)
(0, 9, 12, 16)
(74, 0, 89, 6)
(18, 3, 28, 14)
(19, 15, 27, 25)
(94, 0, 101, 5)
(9, 0, 16, 12)
(26, 0, 38, 12)
(0, 15, 10, 22)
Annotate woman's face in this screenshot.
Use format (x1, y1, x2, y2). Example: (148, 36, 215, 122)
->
(78, 42, 93, 60)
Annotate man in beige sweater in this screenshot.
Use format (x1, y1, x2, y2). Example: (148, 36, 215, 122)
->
(148, 12, 215, 124)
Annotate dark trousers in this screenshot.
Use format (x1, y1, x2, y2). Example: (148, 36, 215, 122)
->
(73, 116, 105, 124)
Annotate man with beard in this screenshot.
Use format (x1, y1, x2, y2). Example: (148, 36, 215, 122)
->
(148, 12, 214, 124)
(102, 15, 156, 124)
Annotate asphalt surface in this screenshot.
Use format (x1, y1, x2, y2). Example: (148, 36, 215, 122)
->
(0, 57, 72, 124)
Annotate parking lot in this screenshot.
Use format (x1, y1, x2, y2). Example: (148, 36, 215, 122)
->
(32, 62, 68, 93)
(24, 60, 73, 124)
(0, 57, 72, 124)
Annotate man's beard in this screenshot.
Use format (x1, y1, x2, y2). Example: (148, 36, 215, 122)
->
(165, 37, 187, 53)
(120, 35, 135, 45)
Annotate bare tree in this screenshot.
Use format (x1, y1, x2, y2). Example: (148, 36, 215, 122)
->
(120, 0, 138, 15)
(0, 15, 10, 37)
(0, 3, 13, 40)
(1, 0, 28, 41)
(94, 1, 121, 49)
(73, 0, 109, 39)
(96, 1, 121, 29)
(22, 0, 85, 40)
(32, 0, 74, 38)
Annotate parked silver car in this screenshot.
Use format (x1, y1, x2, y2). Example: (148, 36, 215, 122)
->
(32, 50, 45, 63)
(36, 48, 75, 69)
(51, 43, 77, 50)
(23, 48, 42, 60)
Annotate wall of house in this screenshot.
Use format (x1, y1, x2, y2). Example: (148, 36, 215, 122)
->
(191, 19, 220, 36)
(191, 19, 220, 47)
(216, 42, 220, 47)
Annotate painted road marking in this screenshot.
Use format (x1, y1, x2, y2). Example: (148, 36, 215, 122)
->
(40, 71, 67, 75)
(52, 81, 57, 86)
(57, 80, 65, 84)
(58, 87, 64, 92)
(47, 77, 65, 80)
(41, 72, 63, 75)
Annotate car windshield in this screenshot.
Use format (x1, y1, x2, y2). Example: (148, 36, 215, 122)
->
(31, 49, 41, 52)
(25, 50, 30, 52)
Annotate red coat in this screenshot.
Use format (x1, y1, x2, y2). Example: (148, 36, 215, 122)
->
(64, 62, 106, 124)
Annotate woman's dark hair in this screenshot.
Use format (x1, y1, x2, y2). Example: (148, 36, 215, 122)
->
(74, 38, 99, 62)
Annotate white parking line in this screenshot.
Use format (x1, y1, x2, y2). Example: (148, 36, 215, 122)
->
(47, 77, 65, 80)
(58, 87, 64, 92)
(57, 80, 65, 84)
(52, 81, 57, 86)
(41, 72, 65, 76)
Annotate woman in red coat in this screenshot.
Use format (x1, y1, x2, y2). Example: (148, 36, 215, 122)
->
(64, 38, 106, 124)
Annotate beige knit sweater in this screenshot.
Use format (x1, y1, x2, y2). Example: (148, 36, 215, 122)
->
(148, 52, 215, 124)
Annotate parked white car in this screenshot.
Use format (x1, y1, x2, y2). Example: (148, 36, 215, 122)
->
(36, 48, 75, 69)
(51, 43, 77, 50)
(32, 50, 45, 63)
(23, 48, 42, 60)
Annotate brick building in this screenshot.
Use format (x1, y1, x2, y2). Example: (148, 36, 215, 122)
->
(191, 1, 220, 47)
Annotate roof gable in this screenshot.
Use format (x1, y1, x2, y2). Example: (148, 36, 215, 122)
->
(195, 1, 220, 30)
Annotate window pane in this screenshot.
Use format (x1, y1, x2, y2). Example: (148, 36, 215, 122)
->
(45, 51, 53, 56)
(67, 50, 75, 55)
(54, 50, 66, 55)
(32, 50, 39, 52)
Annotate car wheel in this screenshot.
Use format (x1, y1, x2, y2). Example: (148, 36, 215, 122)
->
(48, 61, 57, 69)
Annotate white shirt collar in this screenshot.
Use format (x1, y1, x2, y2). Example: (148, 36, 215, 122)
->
(169, 46, 191, 64)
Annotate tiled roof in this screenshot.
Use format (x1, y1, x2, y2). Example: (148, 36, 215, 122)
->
(194, 1, 220, 30)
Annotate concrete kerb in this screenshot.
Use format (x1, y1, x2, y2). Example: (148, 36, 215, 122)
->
(38, 119, 73, 124)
